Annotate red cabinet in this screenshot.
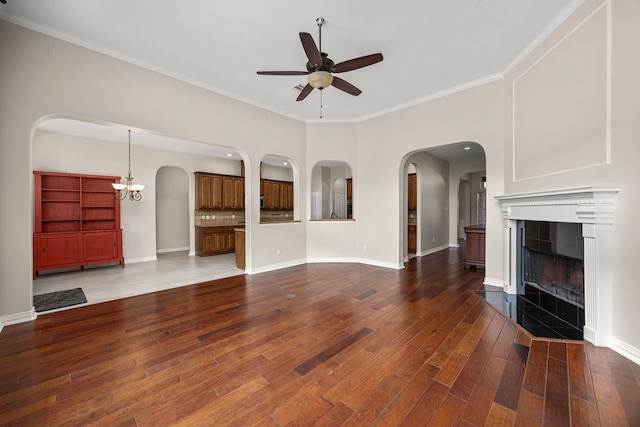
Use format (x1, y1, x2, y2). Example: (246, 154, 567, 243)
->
(33, 171, 124, 278)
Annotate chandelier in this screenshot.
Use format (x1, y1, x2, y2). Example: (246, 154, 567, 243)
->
(112, 130, 144, 201)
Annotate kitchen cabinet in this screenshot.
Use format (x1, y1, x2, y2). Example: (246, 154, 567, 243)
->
(195, 226, 241, 256)
(464, 225, 485, 269)
(408, 225, 417, 254)
(33, 171, 124, 278)
(279, 181, 293, 210)
(261, 179, 293, 210)
(346, 178, 353, 201)
(408, 173, 417, 209)
(223, 176, 244, 209)
(235, 228, 245, 269)
(195, 172, 243, 210)
(263, 180, 280, 209)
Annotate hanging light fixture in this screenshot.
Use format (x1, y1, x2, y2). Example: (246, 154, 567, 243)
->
(112, 130, 144, 201)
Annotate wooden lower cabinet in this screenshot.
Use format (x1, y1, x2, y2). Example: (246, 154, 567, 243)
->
(464, 225, 486, 269)
(195, 226, 242, 256)
(235, 229, 245, 269)
(408, 225, 417, 254)
(33, 230, 123, 278)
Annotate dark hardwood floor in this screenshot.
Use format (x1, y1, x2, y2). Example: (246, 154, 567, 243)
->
(1, 247, 639, 426)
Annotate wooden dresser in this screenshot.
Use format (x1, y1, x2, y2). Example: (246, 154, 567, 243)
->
(464, 225, 485, 269)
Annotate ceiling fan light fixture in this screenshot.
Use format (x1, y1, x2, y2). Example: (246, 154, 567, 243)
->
(308, 71, 333, 89)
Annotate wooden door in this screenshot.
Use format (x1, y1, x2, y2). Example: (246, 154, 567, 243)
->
(408, 174, 417, 209)
(210, 175, 223, 209)
(83, 231, 118, 262)
(39, 233, 83, 267)
(408, 225, 417, 253)
(223, 176, 235, 209)
(196, 173, 211, 209)
(279, 182, 289, 210)
(233, 177, 244, 209)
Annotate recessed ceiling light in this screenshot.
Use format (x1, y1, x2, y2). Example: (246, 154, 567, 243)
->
(283, 162, 288, 166)
(464, 146, 471, 150)
(226, 153, 233, 157)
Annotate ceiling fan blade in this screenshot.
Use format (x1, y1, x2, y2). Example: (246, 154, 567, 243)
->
(332, 53, 383, 73)
(331, 76, 362, 96)
(257, 71, 309, 76)
(296, 83, 314, 101)
(299, 32, 322, 68)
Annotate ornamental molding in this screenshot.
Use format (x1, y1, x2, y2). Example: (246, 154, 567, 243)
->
(495, 186, 620, 224)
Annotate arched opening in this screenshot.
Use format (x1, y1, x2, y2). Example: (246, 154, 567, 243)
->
(156, 166, 189, 255)
(401, 142, 486, 263)
(310, 160, 353, 220)
(260, 154, 295, 223)
(31, 117, 247, 305)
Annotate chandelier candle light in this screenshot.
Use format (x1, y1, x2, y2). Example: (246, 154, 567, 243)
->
(112, 130, 144, 201)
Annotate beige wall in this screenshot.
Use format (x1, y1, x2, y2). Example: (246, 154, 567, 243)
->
(406, 151, 451, 256)
(0, 20, 307, 324)
(2, 0, 639, 360)
(503, 0, 640, 355)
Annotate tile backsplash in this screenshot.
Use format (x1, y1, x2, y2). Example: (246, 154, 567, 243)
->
(260, 209, 294, 223)
(194, 209, 245, 226)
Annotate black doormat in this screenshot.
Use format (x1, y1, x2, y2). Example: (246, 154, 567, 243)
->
(34, 288, 87, 312)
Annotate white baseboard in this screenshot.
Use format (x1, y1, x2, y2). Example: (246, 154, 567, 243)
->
(483, 277, 504, 288)
(609, 336, 640, 366)
(0, 306, 37, 331)
(307, 257, 360, 264)
(246, 258, 306, 275)
(357, 257, 404, 269)
(126, 255, 158, 264)
(419, 244, 451, 257)
(156, 246, 189, 254)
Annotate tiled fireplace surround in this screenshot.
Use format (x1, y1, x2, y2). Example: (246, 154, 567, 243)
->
(496, 187, 619, 347)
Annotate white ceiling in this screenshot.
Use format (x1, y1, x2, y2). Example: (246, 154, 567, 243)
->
(1, 0, 578, 123)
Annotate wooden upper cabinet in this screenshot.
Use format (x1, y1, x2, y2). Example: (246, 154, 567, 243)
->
(346, 178, 353, 201)
(408, 174, 417, 209)
(195, 173, 222, 209)
(260, 179, 293, 210)
(279, 181, 293, 210)
(196, 172, 242, 210)
(210, 176, 223, 209)
(222, 176, 244, 209)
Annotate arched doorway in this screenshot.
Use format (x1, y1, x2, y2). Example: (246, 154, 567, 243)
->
(401, 142, 486, 262)
(155, 166, 190, 254)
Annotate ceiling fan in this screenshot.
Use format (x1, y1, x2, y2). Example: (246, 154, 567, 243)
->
(257, 17, 383, 102)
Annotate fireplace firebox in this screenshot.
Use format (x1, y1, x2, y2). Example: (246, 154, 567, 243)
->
(518, 221, 585, 339)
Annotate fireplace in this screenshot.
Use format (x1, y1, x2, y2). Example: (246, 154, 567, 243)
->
(496, 187, 619, 346)
(518, 221, 585, 339)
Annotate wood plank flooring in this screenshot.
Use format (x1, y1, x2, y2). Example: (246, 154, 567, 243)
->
(2, 247, 639, 426)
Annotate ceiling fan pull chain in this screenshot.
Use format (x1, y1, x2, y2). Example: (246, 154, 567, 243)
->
(320, 89, 323, 119)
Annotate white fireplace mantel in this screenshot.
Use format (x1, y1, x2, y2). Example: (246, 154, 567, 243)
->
(496, 186, 620, 346)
